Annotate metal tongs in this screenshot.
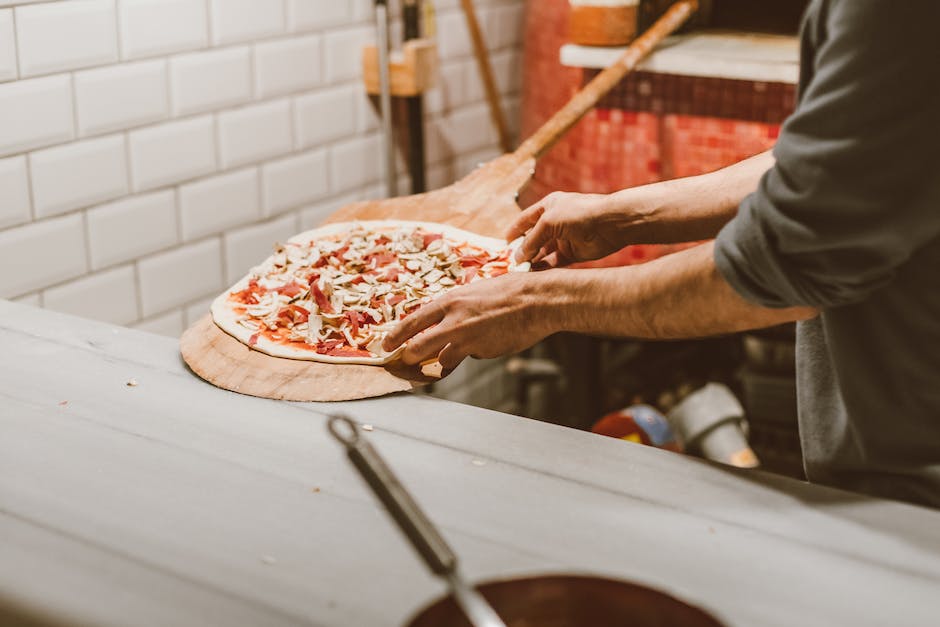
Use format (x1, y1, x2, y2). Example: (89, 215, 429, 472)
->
(328, 414, 506, 627)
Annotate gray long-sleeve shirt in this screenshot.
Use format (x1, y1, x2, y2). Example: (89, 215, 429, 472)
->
(714, 0, 940, 508)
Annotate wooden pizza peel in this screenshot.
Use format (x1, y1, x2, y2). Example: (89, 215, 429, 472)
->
(181, 1, 698, 402)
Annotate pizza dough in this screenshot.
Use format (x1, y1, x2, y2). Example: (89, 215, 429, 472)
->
(211, 220, 530, 365)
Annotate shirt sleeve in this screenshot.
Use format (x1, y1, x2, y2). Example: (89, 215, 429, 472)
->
(714, 0, 940, 310)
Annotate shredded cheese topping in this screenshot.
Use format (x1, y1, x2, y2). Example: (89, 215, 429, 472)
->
(228, 223, 521, 359)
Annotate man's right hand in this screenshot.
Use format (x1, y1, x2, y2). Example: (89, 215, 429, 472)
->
(507, 151, 776, 266)
(507, 191, 647, 266)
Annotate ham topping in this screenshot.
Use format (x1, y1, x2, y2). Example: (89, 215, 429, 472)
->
(228, 224, 525, 358)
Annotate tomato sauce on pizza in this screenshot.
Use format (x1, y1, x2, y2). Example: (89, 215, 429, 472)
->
(211, 221, 528, 364)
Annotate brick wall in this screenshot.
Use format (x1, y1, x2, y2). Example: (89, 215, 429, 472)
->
(0, 0, 524, 340)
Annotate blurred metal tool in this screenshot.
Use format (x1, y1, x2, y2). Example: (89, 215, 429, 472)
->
(373, 0, 397, 197)
(403, 0, 426, 194)
(328, 414, 506, 627)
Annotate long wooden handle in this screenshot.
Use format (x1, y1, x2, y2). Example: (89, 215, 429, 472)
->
(461, 0, 513, 153)
(514, 0, 698, 162)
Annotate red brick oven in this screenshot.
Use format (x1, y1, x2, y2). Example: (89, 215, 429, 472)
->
(520, 0, 798, 266)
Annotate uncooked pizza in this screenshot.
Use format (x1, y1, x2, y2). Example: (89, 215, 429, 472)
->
(211, 220, 529, 365)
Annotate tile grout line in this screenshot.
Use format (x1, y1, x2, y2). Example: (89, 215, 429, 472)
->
(210, 112, 222, 175)
(9, 5, 21, 81)
(67, 72, 80, 140)
(172, 187, 183, 245)
(248, 39, 258, 102)
(254, 164, 264, 224)
(161, 56, 172, 120)
(219, 226, 230, 290)
(111, 0, 122, 62)
(22, 150, 37, 224)
(202, 0, 214, 51)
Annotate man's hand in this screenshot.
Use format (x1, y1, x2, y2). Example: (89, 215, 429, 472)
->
(382, 151, 782, 368)
(507, 191, 641, 266)
(382, 272, 553, 369)
(382, 241, 816, 369)
(508, 151, 778, 267)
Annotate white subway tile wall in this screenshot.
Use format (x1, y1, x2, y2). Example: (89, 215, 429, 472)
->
(294, 84, 357, 148)
(0, 0, 524, 411)
(0, 74, 74, 156)
(86, 190, 178, 269)
(117, 0, 208, 61)
(30, 134, 128, 218)
(0, 213, 87, 297)
(260, 148, 328, 215)
(128, 114, 216, 190)
(287, 0, 350, 33)
(322, 25, 374, 84)
(216, 99, 293, 169)
(0, 10, 16, 82)
(178, 167, 259, 241)
(168, 46, 252, 116)
(329, 134, 381, 193)
(15, 0, 118, 77)
(208, 0, 285, 46)
(43, 264, 139, 324)
(74, 59, 168, 136)
(0, 156, 31, 228)
(131, 307, 184, 336)
(253, 34, 320, 98)
(137, 236, 221, 316)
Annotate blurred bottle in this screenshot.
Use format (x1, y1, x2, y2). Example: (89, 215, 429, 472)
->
(592, 404, 683, 452)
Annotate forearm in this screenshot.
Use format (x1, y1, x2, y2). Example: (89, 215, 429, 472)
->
(536, 240, 815, 340)
(608, 150, 775, 244)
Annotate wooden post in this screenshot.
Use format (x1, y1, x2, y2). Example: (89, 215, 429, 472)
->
(460, 0, 513, 154)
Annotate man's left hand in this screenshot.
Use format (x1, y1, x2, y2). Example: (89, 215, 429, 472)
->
(382, 272, 553, 369)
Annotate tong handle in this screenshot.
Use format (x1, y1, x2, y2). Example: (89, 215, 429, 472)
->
(329, 415, 457, 575)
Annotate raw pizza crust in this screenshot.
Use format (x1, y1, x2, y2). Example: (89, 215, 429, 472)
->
(211, 219, 529, 365)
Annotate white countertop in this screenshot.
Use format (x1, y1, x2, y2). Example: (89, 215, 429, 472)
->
(561, 30, 800, 84)
(2, 300, 940, 626)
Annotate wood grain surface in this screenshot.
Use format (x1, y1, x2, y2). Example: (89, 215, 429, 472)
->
(325, 153, 537, 237)
(181, 315, 439, 402)
(179, 1, 697, 402)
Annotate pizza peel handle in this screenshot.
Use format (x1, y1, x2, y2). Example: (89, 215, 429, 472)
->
(512, 0, 698, 162)
(184, 3, 699, 403)
(323, 0, 697, 236)
(327, 415, 507, 627)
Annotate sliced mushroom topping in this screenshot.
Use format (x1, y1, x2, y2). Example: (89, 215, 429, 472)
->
(228, 223, 525, 356)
